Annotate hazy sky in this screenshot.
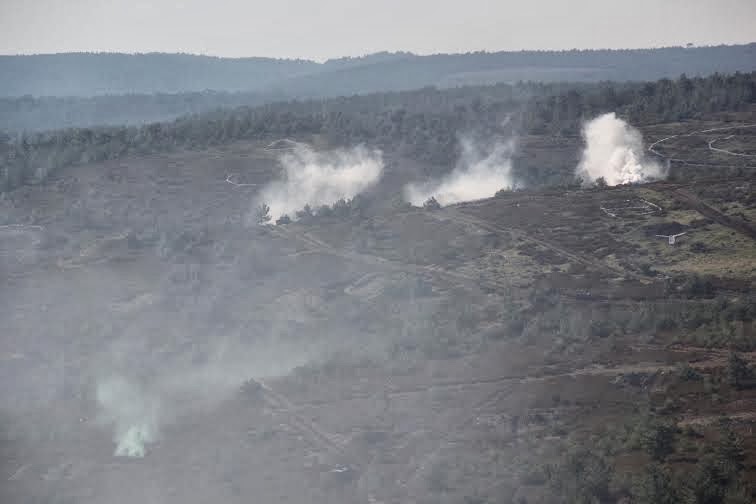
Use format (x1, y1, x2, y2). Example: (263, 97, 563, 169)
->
(1, 0, 754, 61)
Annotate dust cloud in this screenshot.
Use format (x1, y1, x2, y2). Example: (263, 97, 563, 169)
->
(404, 136, 516, 207)
(576, 112, 666, 186)
(253, 144, 383, 222)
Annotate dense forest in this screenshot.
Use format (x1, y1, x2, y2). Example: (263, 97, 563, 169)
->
(2, 71, 754, 193)
(0, 91, 274, 132)
(262, 44, 756, 101)
(0, 52, 317, 97)
(2, 45, 753, 133)
(2, 44, 754, 99)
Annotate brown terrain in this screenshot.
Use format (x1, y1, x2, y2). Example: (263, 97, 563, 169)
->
(1, 119, 755, 504)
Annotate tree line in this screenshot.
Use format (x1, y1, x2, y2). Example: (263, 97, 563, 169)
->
(2, 71, 754, 192)
(3, 44, 754, 98)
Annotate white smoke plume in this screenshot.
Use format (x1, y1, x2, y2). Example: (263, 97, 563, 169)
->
(95, 337, 317, 457)
(96, 377, 161, 457)
(404, 137, 516, 207)
(576, 112, 666, 186)
(254, 144, 383, 221)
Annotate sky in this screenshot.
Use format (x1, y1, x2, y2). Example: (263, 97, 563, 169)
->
(1, 0, 754, 61)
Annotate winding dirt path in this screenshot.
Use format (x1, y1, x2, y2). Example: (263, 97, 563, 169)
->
(708, 135, 756, 158)
(648, 123, 756, 166)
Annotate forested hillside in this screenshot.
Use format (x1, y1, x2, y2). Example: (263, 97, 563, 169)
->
(3, 41, 756, 504)
(0, 53, 318, 97)
(0, 91, 273, 132)
(2, 71, 754, 192)
(269, 44, 756, 98)
(2, 45, 754, 132)
(2, 44, 754, 99)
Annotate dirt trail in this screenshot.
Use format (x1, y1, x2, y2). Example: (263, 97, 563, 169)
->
(678, 411, 756, 427)
(269, 224, 512, 292)
(647, 123, 756, 167)
(709, 135, 756, 158)
(385, 358, 723, 398)
(390, 346, 754, 500)
(438, 206, 652, 283)
(224, 174, 258, 187)
(659, 187, 756, 241)
(261, 343, 750, 502)
(293, 349, 744, 408)
(260, 382, 347, 455)
(259, 381, 367, 474)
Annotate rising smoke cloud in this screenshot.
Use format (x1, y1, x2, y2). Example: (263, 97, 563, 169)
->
(404, 137, 516, 207)
(254, 144, 383, 221)
(576, 112, 666, 186)
(96, 377, 161, 457)
(95, 335, 318, 457)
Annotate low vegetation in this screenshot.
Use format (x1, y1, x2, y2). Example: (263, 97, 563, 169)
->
(3, 72, 754, 192)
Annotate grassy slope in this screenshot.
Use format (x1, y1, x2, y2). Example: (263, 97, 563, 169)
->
(1, 121, 754, 503)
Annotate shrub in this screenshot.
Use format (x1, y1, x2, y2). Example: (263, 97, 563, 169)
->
(716, 427, 745, 473)
(255, 202, 271, 224)
(676, 362, 703, 381)
(423, 196, 442, 210)
(632, 463, 680, 504)
(686, 453, 745, 504)
(548, 448, 613, 503)
(725, 352, 752, 389)
(636, 417, 677, 461)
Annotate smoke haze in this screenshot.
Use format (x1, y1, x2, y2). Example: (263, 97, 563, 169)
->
(253, 144, 383, 221)
(404, 137, 516, 207)
(96, 377, 161, 457)
(94, 329, 320, 457)
(576, 112, 666, 186)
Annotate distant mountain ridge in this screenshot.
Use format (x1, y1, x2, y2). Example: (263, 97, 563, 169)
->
(0, 52, 320, 97)
(2, 44, 755, 98)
